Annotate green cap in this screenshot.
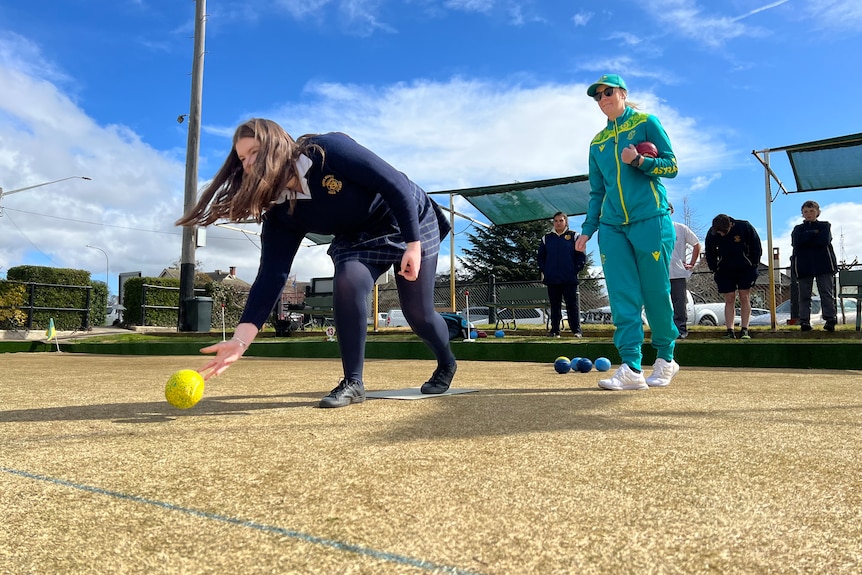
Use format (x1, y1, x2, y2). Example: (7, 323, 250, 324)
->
(587, 74, 628, 97)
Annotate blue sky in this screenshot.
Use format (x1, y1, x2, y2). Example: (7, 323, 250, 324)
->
(1, 0, 861, 295)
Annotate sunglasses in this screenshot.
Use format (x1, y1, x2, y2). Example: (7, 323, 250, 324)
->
(592, 87, 615, 102)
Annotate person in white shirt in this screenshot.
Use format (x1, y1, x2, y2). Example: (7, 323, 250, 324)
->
(669, 203, 700, 339)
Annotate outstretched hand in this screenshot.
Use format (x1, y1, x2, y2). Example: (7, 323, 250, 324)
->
(198, 339, 246, 380)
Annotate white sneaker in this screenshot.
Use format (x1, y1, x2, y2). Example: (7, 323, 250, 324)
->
(598, 363, 648, 391)
(646, 358, 679, 387)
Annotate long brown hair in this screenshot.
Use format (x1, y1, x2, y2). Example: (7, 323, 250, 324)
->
(175, 118, 319, 226)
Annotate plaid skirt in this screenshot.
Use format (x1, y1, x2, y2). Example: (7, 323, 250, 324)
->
(328, 184, 451, 267)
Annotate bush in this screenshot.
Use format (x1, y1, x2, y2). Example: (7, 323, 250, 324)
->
(0, 282, 28, 329)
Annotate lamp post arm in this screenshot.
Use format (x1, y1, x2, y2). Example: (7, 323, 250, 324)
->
(86, 245, 110, 295)
(1, 176, 92, 197)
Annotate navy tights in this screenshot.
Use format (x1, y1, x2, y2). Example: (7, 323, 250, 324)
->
(333, 257, 455, 383)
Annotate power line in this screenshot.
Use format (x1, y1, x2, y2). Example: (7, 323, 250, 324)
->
(1, 207, 256, 241)
(2, 211, 59, 265)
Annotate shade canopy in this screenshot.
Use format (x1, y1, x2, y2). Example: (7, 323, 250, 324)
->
(431, 174, 591, 225)
(774, 132, 862, 193)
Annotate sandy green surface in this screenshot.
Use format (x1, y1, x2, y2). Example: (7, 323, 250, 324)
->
(2, 353, 861, 574)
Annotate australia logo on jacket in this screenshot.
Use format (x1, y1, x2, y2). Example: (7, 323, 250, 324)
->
(323, 175, 343, 195)
(564, 234, 572, 240)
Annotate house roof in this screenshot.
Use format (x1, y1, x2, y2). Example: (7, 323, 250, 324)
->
(158, 268, 252, 289)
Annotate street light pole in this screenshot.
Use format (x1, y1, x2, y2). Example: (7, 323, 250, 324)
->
(86, 245, 110, 296)
(0, 176, 92, 216)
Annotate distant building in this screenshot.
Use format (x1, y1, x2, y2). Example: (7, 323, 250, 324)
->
(158, 266, 251, 291)
(157, 266, 312, 313)
(205, 266, 252, 291)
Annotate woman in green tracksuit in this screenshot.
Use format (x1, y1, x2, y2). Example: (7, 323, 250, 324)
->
(574, 74, 680, 391)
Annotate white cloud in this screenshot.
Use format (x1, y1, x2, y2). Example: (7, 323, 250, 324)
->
(643, 0, 771, 48)
(688, 173, 722, 192)
(273, 0, 335, 20)
(0, 32, 70, 86)
(268, 77, 733, 193)
(572, 11, 593, 27)
(802, 0, 862, 31)
(444, 0, 495, 13)
(607, 31, 643, 46)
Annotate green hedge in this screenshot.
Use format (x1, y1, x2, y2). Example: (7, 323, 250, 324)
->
(123, 277, 182, 327)
(121, 272, 245, 328)
(3, 265, 104, 330)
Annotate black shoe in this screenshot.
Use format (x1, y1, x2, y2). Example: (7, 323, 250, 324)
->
(548, 331, 560, 338)
(824, 321, 836, 332)
(319, 379, 365, 408)
(421, 361, 457, 394)
(677, 331, 688, 339)
(800, 322, 813, 332)
(723, 330, 736, 339)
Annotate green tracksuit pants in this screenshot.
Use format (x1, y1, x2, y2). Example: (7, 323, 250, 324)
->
(599, 214, 677, 371)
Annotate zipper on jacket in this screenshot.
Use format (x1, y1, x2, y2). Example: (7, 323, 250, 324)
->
(613, 118, 630, 224)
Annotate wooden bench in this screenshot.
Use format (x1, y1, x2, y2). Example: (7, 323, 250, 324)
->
(838, 270, 862, 331)
(486, 286, 550, 330)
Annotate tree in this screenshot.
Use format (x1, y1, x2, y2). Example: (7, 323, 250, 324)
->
(169, 258, 205, 270)
(681, 195, 707, 240)
(459, 221, 550, 282)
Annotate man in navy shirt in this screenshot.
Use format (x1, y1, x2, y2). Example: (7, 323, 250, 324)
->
(538, 212, 586, 337)
(176, 119, 457, 408)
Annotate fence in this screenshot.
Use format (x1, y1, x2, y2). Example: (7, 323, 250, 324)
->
(372, 266, 821, 321)
(138, 284, 207, 327)
(0, 281, 93, 331)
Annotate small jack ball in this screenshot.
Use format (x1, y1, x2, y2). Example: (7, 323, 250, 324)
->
(494, 330, 505, 338)
(575, 358, 593, 373)
(595, 357, 612, 372)
(554, 357, 571, 374)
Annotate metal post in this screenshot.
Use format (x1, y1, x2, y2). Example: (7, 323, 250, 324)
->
(449, 192, 456, 311)
(179, 0, 207, 331)
(763, 149, 777, 330)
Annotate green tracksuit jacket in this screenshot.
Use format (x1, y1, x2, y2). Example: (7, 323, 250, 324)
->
(581, 106, 679, 370)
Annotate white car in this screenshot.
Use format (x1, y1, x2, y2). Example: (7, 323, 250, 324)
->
(459, 306, 547, 328)
(748, 297, 857, 326)
(385, 309, 409, 327)
(368, 312, 388, 326)
(105, 304, 125, 326)
(583, 291, 727, 326)
(459, 306, 492, 325)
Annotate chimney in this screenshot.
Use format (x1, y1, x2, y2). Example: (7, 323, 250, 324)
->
(230, 266, 237, 278)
